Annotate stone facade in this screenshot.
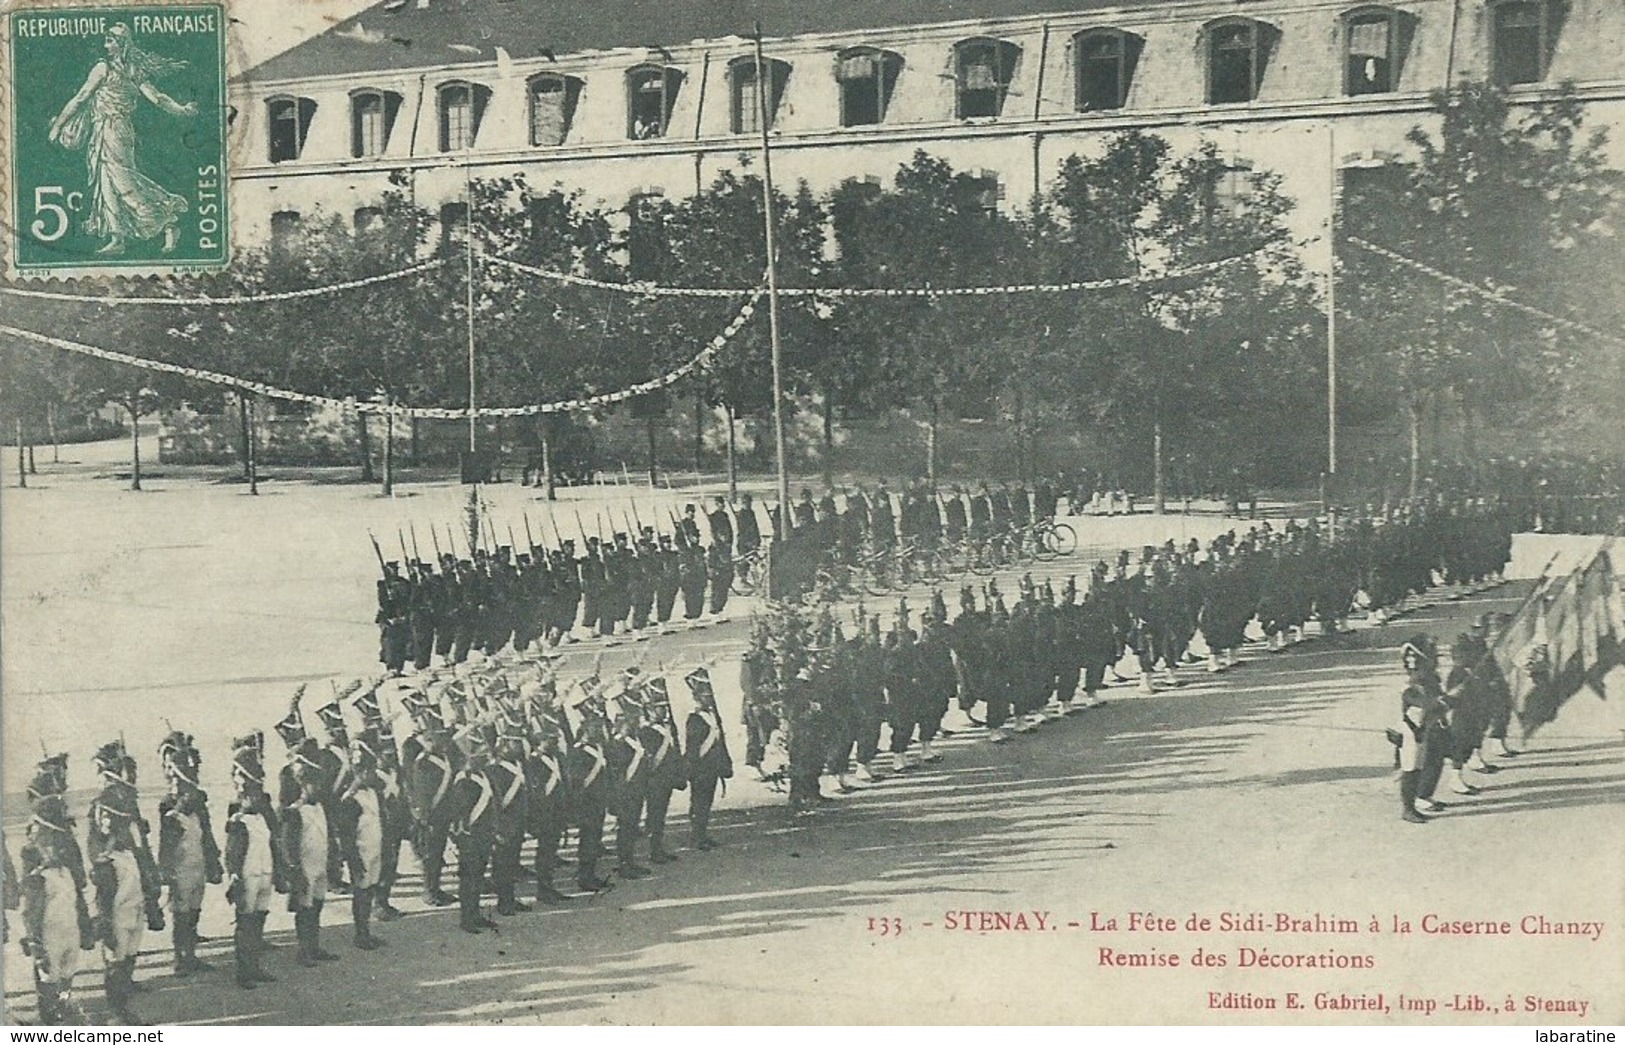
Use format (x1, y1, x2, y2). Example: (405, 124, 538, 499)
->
(231, 0, 1625, 266)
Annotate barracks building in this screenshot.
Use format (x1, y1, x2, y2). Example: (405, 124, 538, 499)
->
(233, 0, 1625, 262)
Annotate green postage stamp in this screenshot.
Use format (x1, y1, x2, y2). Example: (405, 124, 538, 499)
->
(6, 4, 228, 275)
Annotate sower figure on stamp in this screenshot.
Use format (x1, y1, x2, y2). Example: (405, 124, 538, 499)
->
(21, 792, 96, 1025)
(46, 23, 196, 256)
(224, 734, 283, 990)
(157, 732, 222, 977)
(683, 666, 733, 851)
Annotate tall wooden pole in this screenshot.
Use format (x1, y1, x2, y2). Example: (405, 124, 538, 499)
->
(754, 24, 793, 532)
(465, 172, 478, 457)
(1326, 122, 1339, 481)
(1326, 122, 1339, 532)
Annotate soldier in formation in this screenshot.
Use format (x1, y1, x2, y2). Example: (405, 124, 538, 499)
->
(9, 488, 1538, 1021)
(373, 509, 743, 676)
(739, 497, 1523, 800)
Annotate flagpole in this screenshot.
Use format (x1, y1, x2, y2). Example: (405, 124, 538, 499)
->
(754, 23, 793, 536)
(465, 167, 478, 457)
(1326, 123, 1338, 483)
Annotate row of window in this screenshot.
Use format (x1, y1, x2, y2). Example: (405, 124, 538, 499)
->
(265, 1, 1563, 163)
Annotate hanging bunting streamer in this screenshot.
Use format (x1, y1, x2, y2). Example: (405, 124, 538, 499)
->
(482, 248, 1260, 299)
(0, 288, 761, 419)
(1346, 236, 1623, 347)
(0, 258, 448, 306)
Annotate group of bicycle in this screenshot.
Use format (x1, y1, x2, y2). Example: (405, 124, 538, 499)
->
(760, 478, 1079, 600)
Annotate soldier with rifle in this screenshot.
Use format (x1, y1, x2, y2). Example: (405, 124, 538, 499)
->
(683, 666, 732, 850)
(20, 790, 95, 1024)
(638, 677, 687, 864)
(224, 733, 283, 990)
(402, 701, 459, 908)
(157, 731, 223, 977)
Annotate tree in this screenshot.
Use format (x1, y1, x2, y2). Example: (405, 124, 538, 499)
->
(1341, 82, 1617, 498)
(829, 153, 1019, 485)
(664, 164, 826, 495)
(467, 176, 621, 498)
(1043, 131, 1316, 509)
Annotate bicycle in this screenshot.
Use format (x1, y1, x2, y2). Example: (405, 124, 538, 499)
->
(1032, 517, 1078, 559)
(731, 547, 768, 596)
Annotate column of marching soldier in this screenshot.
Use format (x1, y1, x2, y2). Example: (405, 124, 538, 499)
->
(373, 498, 745, 676)
(371, 478, 1070, 670)
(6, 659, 736, 1025)
(4, 493, 1519, 1024)
(734, 496, 1517, 809)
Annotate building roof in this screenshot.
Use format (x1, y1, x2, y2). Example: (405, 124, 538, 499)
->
(246, 0, 1162, 83)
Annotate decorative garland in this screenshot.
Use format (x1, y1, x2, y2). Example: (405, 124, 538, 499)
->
(1346, 237, 1623, 346)
(0, 288, 760, 418)
(482, 249, 1261, 299)
(0, 259, 447, 306)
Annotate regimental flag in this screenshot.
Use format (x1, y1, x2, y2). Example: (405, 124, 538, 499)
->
(1506, 543, 1622, 736)
(1493, 592, 1543, 722)
(1545, 572, 1583, 679)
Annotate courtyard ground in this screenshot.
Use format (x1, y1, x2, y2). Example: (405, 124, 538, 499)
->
(1, 446, 1619, 1024)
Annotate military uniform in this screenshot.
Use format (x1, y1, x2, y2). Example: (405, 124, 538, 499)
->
(525, 706, 572, 903)
(567, 701, 612, 892)
(21, 794, 95, 1024)
(403, 711, 459, 908)
(607, 693, 653, 879)
(157, 733, 222, 976)
(683, 668, 733, 850)
(376, 565, 411, 675)
(486, 721, 533, 916)
(445, 726, 500, 934)
(224, 735, 283, 989)
(335, 731, 390, 949)
(638, 680, 688, 863)
(282, 757, 338, 967)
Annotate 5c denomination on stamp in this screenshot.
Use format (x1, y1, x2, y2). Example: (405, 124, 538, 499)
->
(6, 3, 228, 275)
